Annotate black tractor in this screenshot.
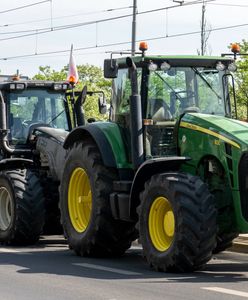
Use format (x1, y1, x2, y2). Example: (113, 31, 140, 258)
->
(0, 75, 76, 245)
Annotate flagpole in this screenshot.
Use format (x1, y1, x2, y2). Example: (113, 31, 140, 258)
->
(67, 44, 79, 127)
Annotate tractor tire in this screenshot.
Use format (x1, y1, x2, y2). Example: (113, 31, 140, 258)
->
(197, 158, 238, 254)
(138, 172, 217, 272)
(0, 169, 45, 245)
(60, 140, 137, 257)
(213, 232, 238, 254)
(42, 181, 63, 235)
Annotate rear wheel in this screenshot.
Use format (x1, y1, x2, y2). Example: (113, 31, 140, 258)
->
(138, 172, 217, 272)
(197, 158, 238, 253)
(0, 169, 45, 245)
(60, 140, 137, 257)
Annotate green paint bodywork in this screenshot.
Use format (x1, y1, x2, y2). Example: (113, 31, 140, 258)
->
(102, 53, 247, 234)
(93, 122, 132, 169)
(178, 113, 248, 232)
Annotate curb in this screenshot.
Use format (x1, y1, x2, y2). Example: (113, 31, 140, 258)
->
(133, 235, 248, 254)
(230, 235, 248, 254)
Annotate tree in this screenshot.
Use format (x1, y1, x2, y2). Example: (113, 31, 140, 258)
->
(33, 64, 112, 121)
(232, 40, 248, 120)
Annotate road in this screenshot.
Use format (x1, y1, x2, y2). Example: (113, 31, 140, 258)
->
(1, 236, 248, 300)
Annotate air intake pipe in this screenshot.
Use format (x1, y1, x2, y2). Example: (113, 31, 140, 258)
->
(126, 57, 144, 169)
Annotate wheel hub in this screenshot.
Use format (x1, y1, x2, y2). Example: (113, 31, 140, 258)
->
(0, 187, 13, 231)
(149, 196, 175, 252)
(68, 167, 92, 233)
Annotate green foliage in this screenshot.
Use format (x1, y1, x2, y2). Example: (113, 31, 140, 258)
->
(33, 64, 112, 121)
(232, 40, 248, 120)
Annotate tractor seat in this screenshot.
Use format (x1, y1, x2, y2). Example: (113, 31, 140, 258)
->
(149, 98, 173, 122)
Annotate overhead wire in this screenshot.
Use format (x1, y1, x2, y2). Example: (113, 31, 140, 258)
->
(1, 20, 248, 61)
(0, 5, 134, 28)
(0, 0, 50, 15)
(1, 0, 247, 61)
(0, 0, 214, 40)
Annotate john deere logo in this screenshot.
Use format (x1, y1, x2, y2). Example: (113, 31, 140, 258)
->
(214, 139, 221, 146)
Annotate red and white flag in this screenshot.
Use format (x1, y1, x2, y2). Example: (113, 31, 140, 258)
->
(67, 44, 79, 84)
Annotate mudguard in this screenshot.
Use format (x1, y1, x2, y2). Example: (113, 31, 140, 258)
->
(64, 124, 126, 168)
(129, 156, 190, 219)
(0, 158, 33, 171)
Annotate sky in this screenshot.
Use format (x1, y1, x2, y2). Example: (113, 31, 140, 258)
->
(0, 0, 247, 77)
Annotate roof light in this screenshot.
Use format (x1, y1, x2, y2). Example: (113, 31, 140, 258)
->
(161, 62, 171, 71)
(216, 62, 226, 71)
(16, 83, 25, 90)
(12, 75, 20, 81)
(62, 84, 68, 90)
(54, 83, 62, 90)
(68, 75, 77, 85)
(148, 63, 158, 71)
(228, 62, 237, 72)
(139, 41, 148, 52)
(231, 43, 240, 54)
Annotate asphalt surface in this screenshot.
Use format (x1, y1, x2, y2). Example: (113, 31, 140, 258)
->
(1, 236, 248, 300)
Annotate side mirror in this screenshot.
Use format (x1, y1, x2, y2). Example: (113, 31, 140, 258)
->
(98, 95, 107, 114)
(104, 59, 118, 78)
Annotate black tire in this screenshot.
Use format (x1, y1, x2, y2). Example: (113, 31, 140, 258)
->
(42, 181, 63, 235)
(138, 172, 217, 272)
(0, 169, 45, 245)
(213, 232, 238, 254)
(60, 140, 137, 257)
(197, 159, 238, 254)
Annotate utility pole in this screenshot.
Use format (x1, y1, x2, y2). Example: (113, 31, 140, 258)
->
(201, 0, 206, 56)
(131, 0, 137, 56)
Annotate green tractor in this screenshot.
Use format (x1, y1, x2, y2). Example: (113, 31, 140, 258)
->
(59, 45, 247, 272)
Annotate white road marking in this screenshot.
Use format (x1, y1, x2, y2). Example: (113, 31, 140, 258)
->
(73, 263, 142, 275)
(202, 287, 248, 298)
(166, 277, 196, 281)
(209, 259, 242, 264)
(0, 248, 19, 253)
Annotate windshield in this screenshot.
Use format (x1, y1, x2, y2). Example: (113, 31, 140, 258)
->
(8, 89, 68, 144)
(147, 67, 227, 120)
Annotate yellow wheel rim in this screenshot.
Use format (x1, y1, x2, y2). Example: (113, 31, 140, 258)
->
(68, 167, 92, 233)
(148, 196, 175, 252)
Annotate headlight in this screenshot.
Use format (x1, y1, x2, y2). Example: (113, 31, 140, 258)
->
(9, 83, 15, 90)
(54, 83, 62, 90)
(216, 62, 226, 71)
(148, 63, 158, 71)
(16, 83, 25, 90)
(62, 84, 68, 90)
(160, 62, 171, 71)
(228, 62, 237, 72)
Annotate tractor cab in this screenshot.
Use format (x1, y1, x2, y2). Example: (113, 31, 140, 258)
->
(106, 54, 236, 159)
(0, 77, 72, 155)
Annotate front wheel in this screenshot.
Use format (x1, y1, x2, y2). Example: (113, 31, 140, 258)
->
(138, 172, 217, 272)
(0, 169, 45, 245)
(60, 140, 137, 257)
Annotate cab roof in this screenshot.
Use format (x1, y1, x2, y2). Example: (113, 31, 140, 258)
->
(116, 55, 234, 68)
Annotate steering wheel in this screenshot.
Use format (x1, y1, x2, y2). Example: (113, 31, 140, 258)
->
(26, 122, 51, 142)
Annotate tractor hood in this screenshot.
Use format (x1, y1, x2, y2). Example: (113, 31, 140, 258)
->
(180, 113, 248, 150)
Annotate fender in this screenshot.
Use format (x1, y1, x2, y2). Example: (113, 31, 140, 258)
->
(63, 124, 117, 168)
(129, 156, 190, 220)
(0, 158, 33, 171)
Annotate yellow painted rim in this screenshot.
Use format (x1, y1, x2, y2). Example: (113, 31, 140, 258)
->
(68, 167, 92, 233)
(148, 196, 175, 252)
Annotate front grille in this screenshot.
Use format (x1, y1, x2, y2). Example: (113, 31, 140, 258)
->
(238, 153, 248, 221)
(147, 125, 175, 157)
